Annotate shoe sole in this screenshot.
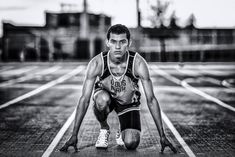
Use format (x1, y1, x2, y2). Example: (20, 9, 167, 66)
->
(95, 146, 108, 149)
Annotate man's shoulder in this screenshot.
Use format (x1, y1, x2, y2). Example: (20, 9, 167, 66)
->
(129, 50, 140, 57)
(90, 53, 103, 64)
(87, 53, 103, 75)
(132, 51, 145, 64)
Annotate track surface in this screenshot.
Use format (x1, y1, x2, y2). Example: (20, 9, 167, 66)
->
(0, 62, 234, 157)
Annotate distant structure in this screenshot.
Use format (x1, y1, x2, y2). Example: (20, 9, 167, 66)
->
(131, 24, 235, 62)
(129, 0, 235, 62)
(1, 0, 235, 62)
(1, 2, 111, 61)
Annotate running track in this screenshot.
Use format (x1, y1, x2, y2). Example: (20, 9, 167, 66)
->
(0, 62, 234, 157)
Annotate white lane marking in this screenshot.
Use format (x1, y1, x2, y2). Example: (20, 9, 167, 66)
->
(197, 65, 235, 70)
(181, 80, 235, 112)
(0, 66, 61, 87)
(152, 65, 235, 113)
(175, 66, 235, 91)
(43, 75, 196, 157)
(0, 65, 84, 110)
(0, 66, 38, 75)
(174, 65, 200, 76)
(161, 111, 196, 157)
(200, 70, 232, 76)
(5, 83, 83, 90)
(151, 67, 180, 85)
(184, 77, 221, 86)
(42, 64, 234, 157)
(174, 66, 235, 110)
(42, 109, 76, 157)
(175, 66, 222, 85)
(222, 79, 235, 89)
(157, 64, 235, 70)
(0, 66, 13, 73)
(36, 66, 61, 75)
(139, 74, 196, 157)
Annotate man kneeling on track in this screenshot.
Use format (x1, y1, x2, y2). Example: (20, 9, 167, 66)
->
(60, 24, 177, 153)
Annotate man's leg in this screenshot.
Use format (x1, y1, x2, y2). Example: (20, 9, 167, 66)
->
(93, 90, 112, 129)
(93, 90, 113, 148)
(118, 110, 141, 150)
(122, 129, 140, 150)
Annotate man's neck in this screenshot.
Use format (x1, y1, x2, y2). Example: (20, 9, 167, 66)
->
(109, 51, 128, 65)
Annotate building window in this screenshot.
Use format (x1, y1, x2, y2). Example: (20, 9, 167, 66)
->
(58, 14, 69, 27)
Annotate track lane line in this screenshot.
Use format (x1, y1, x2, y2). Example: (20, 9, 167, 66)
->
(0, 65, 84, 110)
(42, 65, 197, 157)
(175, 66, 222, 86)
(0, 66, 38, 75)
(181, 80, 235, 112)
(42, 109, 76, 157)
(161, 111, 196, 157)
(152, 65, 235, 112)
(139, 79, 196, 157)
(5, 83, 83, 89)
(222, 79, 235, 89)
(175, 65, 235, 111)
(0, 66, 61, 87)
(174, 65, 200, 76)
(175, 65, 233, 87)
(0, 66, 13, 72)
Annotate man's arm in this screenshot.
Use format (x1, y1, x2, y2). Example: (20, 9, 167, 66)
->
(135, 54, 164, 137)
(71, 60, 98, 136)
(134, 54, 177, 153)
(60, 56, 102, 152)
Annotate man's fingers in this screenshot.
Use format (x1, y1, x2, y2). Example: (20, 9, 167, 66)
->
(160, 144, 166, 153)
(59, 143, 78, 152)
(160, 142, 177, 154)
(73, 144, 78, 152)
(59, 144, 69, 152)
(168, 143, 177, 153)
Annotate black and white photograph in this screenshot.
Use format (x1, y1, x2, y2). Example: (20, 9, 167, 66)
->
(0, 0, 235, 156)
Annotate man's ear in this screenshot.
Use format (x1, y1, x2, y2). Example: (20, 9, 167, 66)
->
(128, 39, 132, 47)
(106, 39, 110, 47)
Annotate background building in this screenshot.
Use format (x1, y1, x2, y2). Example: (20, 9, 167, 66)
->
(131, 27, 235, 62)
(1, 0, 235, 62)
(2, 10, 111, 61)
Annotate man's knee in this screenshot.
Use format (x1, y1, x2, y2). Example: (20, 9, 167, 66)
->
(122, 129, 140, 150)
(124, 139, 140, 150)
(94, 90, 111, 111)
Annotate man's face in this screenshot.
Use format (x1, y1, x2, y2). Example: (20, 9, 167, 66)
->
(106, 33, 130, 59)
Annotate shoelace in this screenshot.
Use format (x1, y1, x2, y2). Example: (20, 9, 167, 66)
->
(116, 131, 121, 138)
(97, 130, 109, 144)
(116, 130, 124, 146)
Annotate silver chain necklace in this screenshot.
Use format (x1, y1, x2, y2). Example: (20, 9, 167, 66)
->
(108, 51, 129, 83)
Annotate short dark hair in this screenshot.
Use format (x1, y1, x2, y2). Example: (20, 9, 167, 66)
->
(106, 24, 130, 42)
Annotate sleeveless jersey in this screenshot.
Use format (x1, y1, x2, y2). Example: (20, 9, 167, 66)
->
(95, 51, 141, 106)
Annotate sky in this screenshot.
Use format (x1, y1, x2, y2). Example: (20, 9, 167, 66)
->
(0, 0, 235, 36)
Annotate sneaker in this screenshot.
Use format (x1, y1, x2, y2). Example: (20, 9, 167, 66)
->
(95, 129, 110, 148)
(116, 130, 124, 146)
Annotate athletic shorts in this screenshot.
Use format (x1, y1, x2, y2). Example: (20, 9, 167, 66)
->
(93, 89, 141, 131)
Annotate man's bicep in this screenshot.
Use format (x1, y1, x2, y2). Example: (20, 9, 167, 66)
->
(141, 78, 155, 101)
(135, 54, 151, 80)
(81, 58, 100, 100)
(81, 77, 96, 100)
(136, 61, 155, 101)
